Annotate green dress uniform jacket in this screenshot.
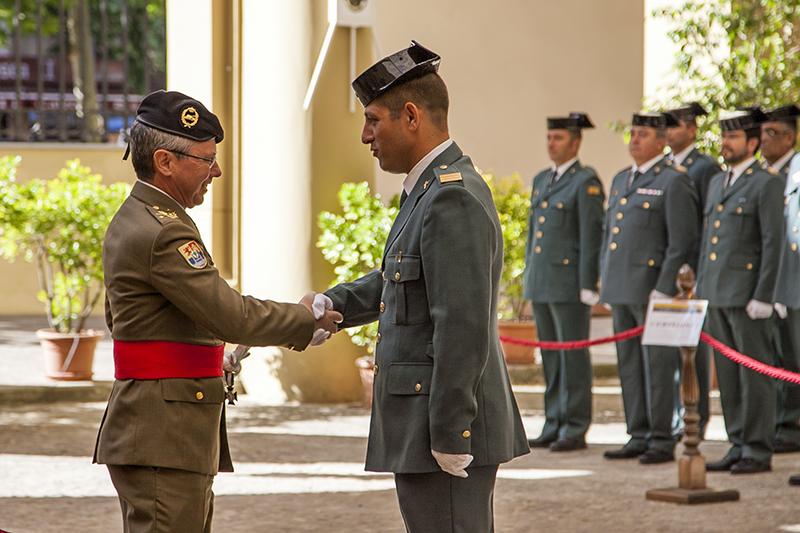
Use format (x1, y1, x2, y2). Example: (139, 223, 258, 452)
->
(681, 148, 722, 220)
(325, 143, 529, 473)
(94, 181, 314, 476)
(600, 157, 699, 304)
(523, 161, 605, 303)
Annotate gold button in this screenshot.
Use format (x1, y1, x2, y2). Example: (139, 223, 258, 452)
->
(395, 272, 401, 281)
(793, 226, 798, 233)
(717, 204, 724, 212)
(382, 272, 387, 281)
(643, 202, 650, 209)
(439, 165, 447, 169)
(534, 246, 542, 253)
(563, 259, 569, 265)
(539, 216, 546, 224)
(536, 231, 543, 238)
(380, 302, 385, 312)
(616, 213, 623, 220)
(415, 383, 422, 392)
(376, 333, 381, 343)
(648, 259, 655, 266)
(793, 243, 798, 252)
(620, 198, 627, 206)
(610, 242, 617, 250)
(736, 207, 743, 214)
(746, 263, 753, 270)
(710, 252, 717, 261)
(714, 220, 721, 228)
(711, 236, 719, 244)
(612, 227, 620, 235)
(557, 202, 563, 209)
(196, 391, 204, 400)
(374, 364, 379, 375)
(541, 201, 548, 209)
(462, 430, 471, 438)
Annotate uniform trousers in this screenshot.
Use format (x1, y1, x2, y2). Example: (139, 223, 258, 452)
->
(705, 307, 777, 461)
(394, 464, 498, 533)
(531, 302, 592, 441)
(775, 308, 800, 444)
(107, 464, 215, 533)
(612, 304, 680, 452)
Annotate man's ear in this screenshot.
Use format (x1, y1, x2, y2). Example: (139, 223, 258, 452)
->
(404, 102, 421, 131)
(153, 149, 174, 176)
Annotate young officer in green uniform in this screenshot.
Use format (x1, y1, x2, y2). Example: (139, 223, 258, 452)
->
(600, 112, 699, 465)
(324, 42, 529, 533)
(764, 105, 800, 455)
(93, 90, 341, 532)
(523, 113, 604, 452)
(698, 107, 784, 474)
(664, 102, 721, 438)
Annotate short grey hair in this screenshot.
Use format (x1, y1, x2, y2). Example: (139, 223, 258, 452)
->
(129, 119, 197, 181)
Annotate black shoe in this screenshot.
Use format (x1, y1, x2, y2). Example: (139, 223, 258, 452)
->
(549, 437, 587, 452)
(603, 445, 645, 459)
(774, 439, 800, 454)
(730, 458, 771, 474)
(706, 455, 739, 472)
(638, 449, 674, 464)
(789, 474, 800, 485)
(528, 435, 557, 448)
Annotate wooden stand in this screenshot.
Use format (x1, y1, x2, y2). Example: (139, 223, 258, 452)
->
(645, 265, 740, 505)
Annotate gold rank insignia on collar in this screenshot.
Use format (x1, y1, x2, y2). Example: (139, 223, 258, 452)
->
(152, 205, 178, 219)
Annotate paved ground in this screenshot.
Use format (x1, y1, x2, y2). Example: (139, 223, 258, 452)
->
(2, 316, 800, 532)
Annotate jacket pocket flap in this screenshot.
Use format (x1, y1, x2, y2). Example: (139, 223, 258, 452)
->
(384, 255, 421, 282)
(161, 378, 225, 403)
(388, 362, 433, 395)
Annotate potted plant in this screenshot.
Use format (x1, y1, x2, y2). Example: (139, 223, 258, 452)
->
(0, 156, 130, 380)
(483, 171, 537, 364)
(317, 181, 399, 406)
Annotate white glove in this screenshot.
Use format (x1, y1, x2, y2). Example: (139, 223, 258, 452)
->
(311, 293, 334, 346)
(775, 303, 789, 320)
(223, 344, 251, 374)
(746, 299, 773, 320)
(580, 289, 600, 306)
(649, 289, 671, 301)
(431, 449, 473, 478)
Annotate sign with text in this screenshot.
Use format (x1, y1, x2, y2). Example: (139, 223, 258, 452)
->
(641, 299, 709, 347)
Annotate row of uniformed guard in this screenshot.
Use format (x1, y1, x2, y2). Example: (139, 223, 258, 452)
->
(523, 103, 800, 482)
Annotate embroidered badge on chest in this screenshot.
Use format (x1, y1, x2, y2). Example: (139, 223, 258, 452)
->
(178, 241, 207, 268)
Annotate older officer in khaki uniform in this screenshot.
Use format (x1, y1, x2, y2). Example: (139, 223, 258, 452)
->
(94, 90, 340, 532)
(600, 112, 699, 465)
(324, 42, 529, 533)
(765, 105, 800, 455)
(524, 113, 604, 452)
(664, 102, 722, 438)
(699, 107, 784, 474)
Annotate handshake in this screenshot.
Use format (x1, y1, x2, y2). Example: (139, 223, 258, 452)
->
(299, 291, 343, 347)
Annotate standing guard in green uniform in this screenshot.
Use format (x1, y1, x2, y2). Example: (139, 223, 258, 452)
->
(523, 113, 604, 452)
(600, 112, 699, 465)
(93, 90, 341, 532)
(764, 105, 800, 455)
(664, 102, 722, 439)
(698, 107, 784, 475)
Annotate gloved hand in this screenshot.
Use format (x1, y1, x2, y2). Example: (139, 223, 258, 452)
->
(746, 299, 773, 320)
(223, 344, 251, 374)
(775, 303, 789, 320)
(431, 449, 473, 478)
(649, 289, 671, 301)
(311, 293, 335, 346)
(579, 289, 600, 306)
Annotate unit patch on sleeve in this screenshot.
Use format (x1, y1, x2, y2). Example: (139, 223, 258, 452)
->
(178, 241, 208, 269)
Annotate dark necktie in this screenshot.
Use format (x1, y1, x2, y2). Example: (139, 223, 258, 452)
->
(627, 169, 641, 189)
(723, 170, 733, 192)
(399, 190, 408, 208)
(548, 169, 558, 187)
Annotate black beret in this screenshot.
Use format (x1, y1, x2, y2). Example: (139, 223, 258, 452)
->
(719, 106, 767, 132)
(632, 112, 676, 128)
(352, 41, 440, 107)
(664, 102, 709, 122)
(135, 90, 224, 143)
(547, 112, 595, 130)
(764, 104, 800, 123)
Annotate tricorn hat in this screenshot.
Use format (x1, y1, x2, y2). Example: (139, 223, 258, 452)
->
(764, 104, 800, 124)
(719, 106, 768, 132)
(547, 112, 595, 130)
(631, 112, 678, 129)
(664, 102, 709, 122)
(352, 41, 441, 107)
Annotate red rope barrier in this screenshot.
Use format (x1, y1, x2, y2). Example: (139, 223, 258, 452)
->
(498, 325, 644, 350)
(700, 332, 800, 385)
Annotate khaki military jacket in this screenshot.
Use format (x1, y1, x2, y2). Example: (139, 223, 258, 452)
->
(325, 143, 529, 474)
(599, 157, 699, 305)
(523, 161, 605, 303)
(94, 181, 314, 475)
(697, 161, 784, 307)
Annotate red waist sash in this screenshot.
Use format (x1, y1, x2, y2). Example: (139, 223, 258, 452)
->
(114, 340, 224, 380)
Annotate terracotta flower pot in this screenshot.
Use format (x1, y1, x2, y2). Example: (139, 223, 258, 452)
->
(36, 328, 104, 381)
(498, 320, 538, 365)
